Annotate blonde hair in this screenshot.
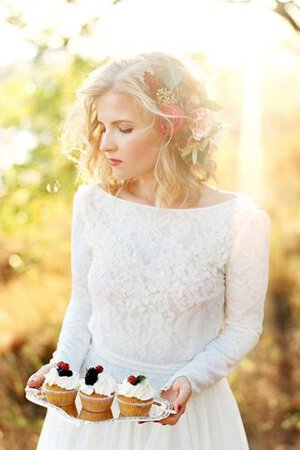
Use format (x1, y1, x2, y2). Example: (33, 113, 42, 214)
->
(62, 51, 219, 208)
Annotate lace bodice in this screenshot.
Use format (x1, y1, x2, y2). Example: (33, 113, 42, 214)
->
(50, 184, 271, 394)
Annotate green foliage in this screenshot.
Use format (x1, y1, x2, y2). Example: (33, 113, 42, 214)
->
(0, 55, 98, 283)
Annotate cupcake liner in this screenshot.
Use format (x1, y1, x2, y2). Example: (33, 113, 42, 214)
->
(44, 386, 77, 407)
(79, 391, 115, 413)
(117, 395, 153, 417)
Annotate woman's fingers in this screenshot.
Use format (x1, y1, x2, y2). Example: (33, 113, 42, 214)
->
(157, 410, 183, 426)
(139, 376, 192, 426)
(26, 363, 55, 388)
(172, 383, 191, 412)
(159, 377, 192, 425)
(156, 401, 187, 426)
(27, 375, 44, 388)
(161, 377, 191, 411)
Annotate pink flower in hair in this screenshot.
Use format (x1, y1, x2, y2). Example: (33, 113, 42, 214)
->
(190, 107, 215, 141)
(158, 104, 186, 138)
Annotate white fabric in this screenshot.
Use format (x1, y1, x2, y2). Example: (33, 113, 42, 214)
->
(37, 184, 271, 450)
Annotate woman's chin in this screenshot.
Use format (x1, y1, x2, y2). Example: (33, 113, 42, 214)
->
(112, 172, 133, 182)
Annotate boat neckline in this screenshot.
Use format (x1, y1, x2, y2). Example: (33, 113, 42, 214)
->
(93, 184, 246, 212)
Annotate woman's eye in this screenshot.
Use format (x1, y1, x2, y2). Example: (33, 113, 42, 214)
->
(120, 128, 133, 133)
(99, 127, 132, 134)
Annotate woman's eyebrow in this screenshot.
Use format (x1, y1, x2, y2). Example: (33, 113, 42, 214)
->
(97, 119, 136, 125)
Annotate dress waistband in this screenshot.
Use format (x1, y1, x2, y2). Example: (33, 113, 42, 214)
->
(90, 341, 188, 375)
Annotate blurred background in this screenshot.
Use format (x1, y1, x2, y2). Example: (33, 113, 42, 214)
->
(0, 0, 299, 448)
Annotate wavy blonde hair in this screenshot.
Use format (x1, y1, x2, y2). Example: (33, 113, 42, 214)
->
(61, 51, 219, 208)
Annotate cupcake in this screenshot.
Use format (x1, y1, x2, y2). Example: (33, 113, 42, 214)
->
(79, 365, 116, 413)
(43, 361, 79, 407)
(117, 375, 155, 417)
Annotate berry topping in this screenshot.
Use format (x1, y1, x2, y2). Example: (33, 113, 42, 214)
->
(95, 365, 104, 373)
(57, 368, 73, 377)
(127, 375, 146, 385)
(85, 368, 99, 385)
(57, 361, 69, 371)
(127, 375, 137, 385)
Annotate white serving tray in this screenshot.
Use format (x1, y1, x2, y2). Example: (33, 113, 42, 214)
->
(25, 387, 176, 427)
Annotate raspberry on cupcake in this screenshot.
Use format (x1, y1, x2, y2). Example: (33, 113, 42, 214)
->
(117, 374, 155, 417)
(43, 361, 79, 407)
(79, 365, 116, 413)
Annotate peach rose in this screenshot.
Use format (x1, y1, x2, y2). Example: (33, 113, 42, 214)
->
(158, 104, 186, 138)
(190, 107, 215, 141)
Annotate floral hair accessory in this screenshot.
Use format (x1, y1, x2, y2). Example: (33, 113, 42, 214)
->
(143, 63, 223, 166)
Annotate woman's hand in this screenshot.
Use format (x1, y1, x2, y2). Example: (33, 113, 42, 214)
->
(26, 363, 56, 389)
(139, 376, 192, 426)
(157, 376, 192, 426)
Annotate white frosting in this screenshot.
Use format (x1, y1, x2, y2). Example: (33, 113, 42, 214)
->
(43, 367, 80, 390)
(79, 372, 116, 396)
(117, 376, 155, 400)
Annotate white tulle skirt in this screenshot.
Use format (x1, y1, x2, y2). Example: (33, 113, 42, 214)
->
(36, 376, 249, 450)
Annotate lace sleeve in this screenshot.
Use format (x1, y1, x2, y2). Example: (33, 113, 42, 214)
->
(160, 206, 271, 394)
(49, 187, 93, 372)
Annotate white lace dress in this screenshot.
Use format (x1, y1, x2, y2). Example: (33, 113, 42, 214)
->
(37, 184, 270, 450)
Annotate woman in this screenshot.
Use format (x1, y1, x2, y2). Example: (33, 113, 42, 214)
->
(27, 51, 271, 449)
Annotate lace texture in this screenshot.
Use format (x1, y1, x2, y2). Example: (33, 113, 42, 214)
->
(50, 185, 271, 394)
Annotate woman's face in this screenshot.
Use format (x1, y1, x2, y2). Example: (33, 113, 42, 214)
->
(95, 90, 161, 182)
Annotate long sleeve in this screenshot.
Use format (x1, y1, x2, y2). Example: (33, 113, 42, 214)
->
(49, 187, 93, 372)
(160, 206, 271, 394)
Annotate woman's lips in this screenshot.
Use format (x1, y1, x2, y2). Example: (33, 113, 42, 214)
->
(108, 159, 122, 165)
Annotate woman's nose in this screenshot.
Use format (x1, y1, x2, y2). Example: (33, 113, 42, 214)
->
(99, 130, 117, 152)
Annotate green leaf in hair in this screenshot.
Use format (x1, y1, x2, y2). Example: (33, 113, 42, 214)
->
(197, 145, 210, 164)
(198, 100, 223, 112)
(158, 63, 182, 91)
